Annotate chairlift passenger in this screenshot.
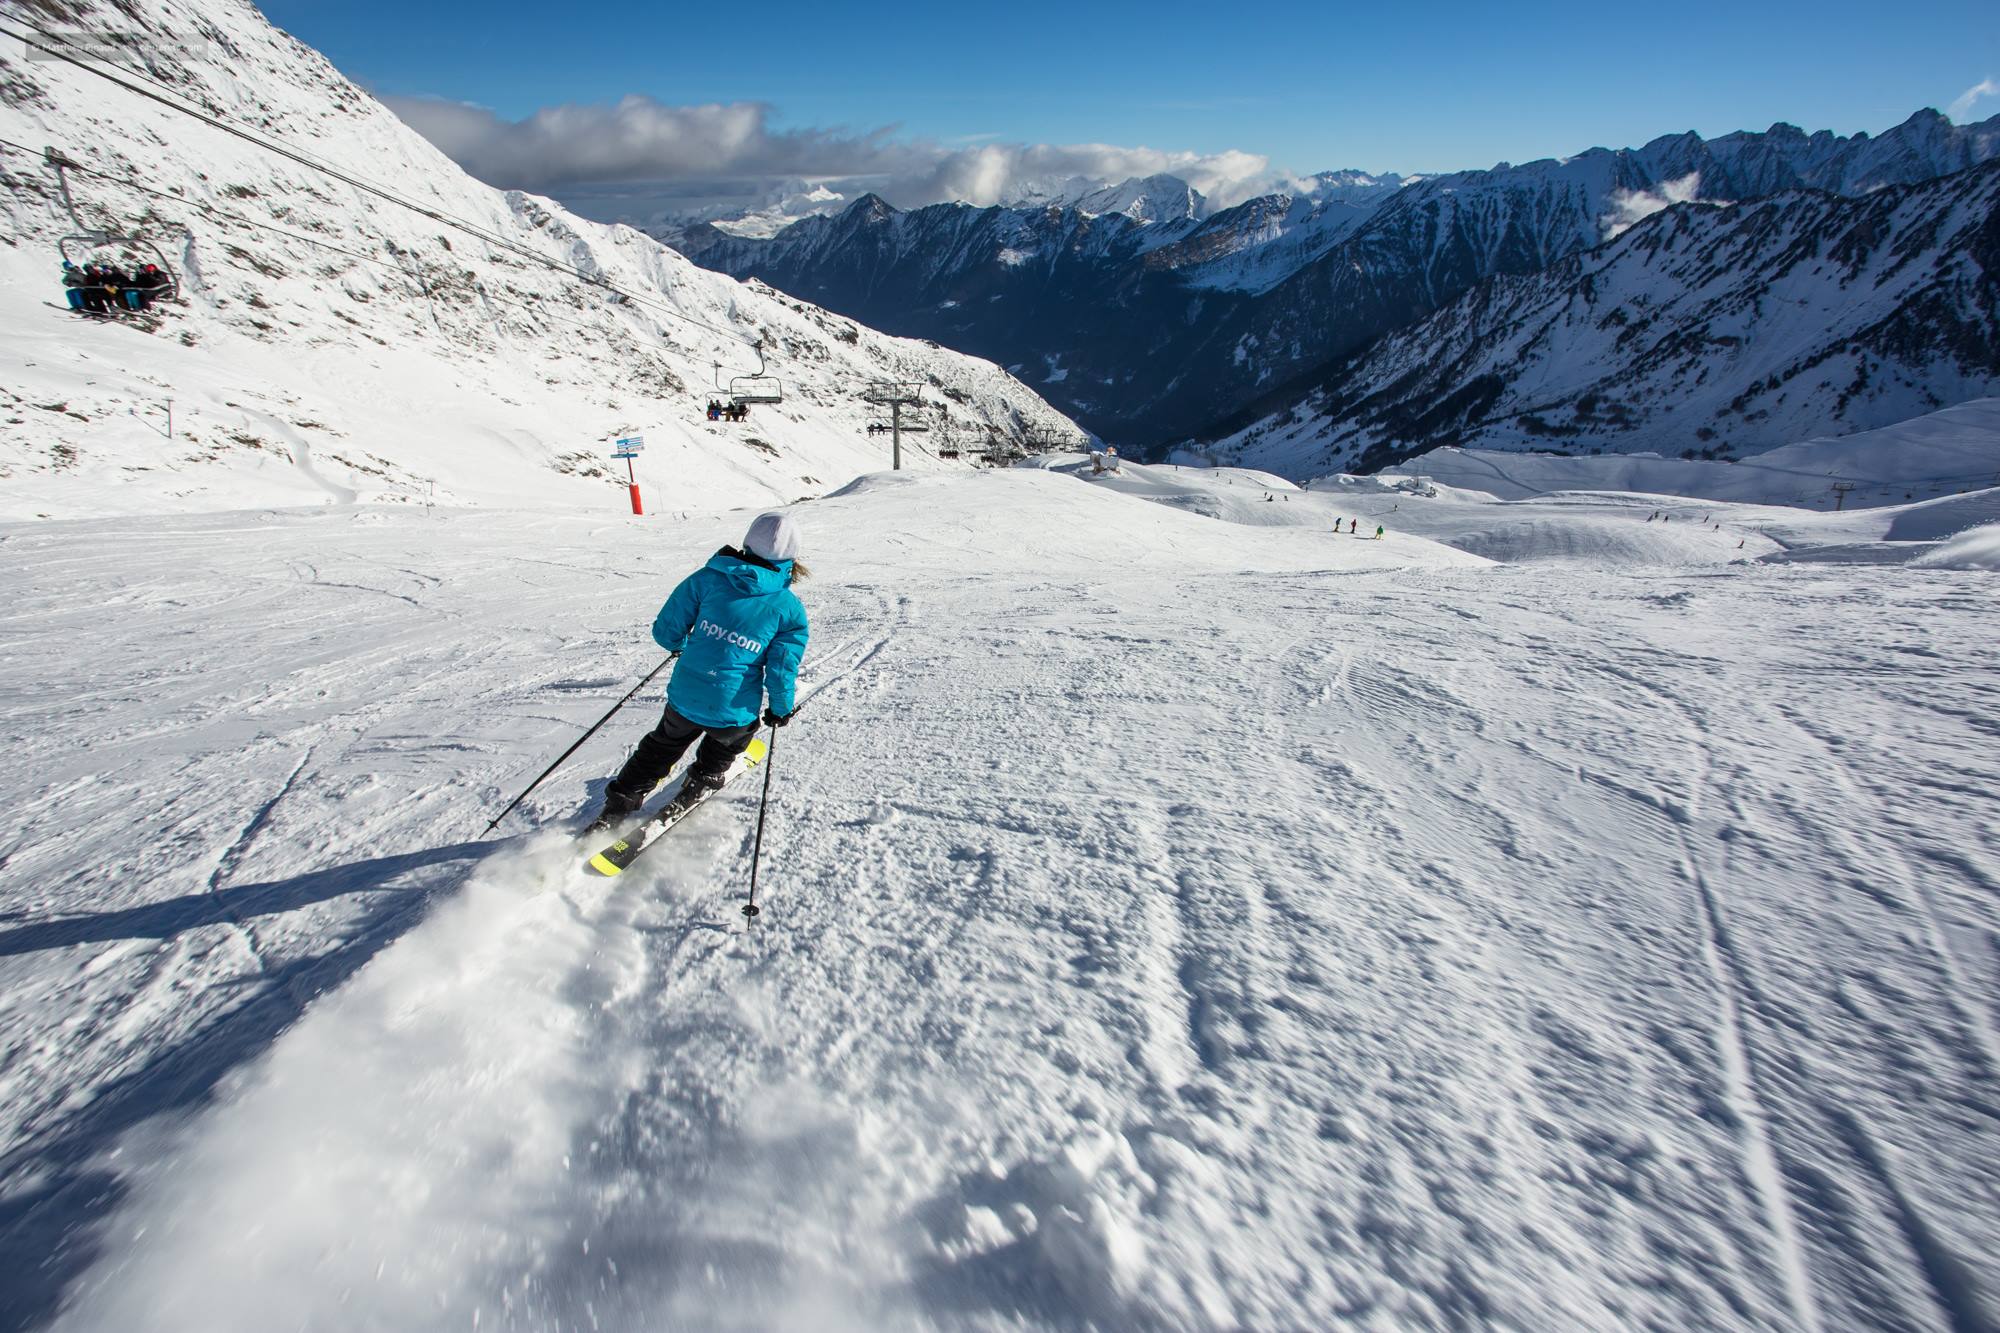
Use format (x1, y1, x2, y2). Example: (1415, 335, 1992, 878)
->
(100, 263, 131, 301)
(79, 263, 112, 313)
(60, 260, 88, 311)
(129, 263, 169, 309)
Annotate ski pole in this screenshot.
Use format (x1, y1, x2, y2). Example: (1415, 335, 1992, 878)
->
(742, 723, 780, 921)
(480, 653, 676, 834)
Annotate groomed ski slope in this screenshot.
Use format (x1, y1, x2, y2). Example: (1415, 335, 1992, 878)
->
(3, 466, 1998, 1331)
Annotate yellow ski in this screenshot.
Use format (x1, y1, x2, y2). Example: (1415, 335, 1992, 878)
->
(586, 737, 769, 876)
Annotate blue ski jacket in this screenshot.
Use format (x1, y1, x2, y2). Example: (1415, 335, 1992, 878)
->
(652, 547, 809, 728)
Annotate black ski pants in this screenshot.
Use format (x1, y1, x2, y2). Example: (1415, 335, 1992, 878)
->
(607, 701, 755, 804)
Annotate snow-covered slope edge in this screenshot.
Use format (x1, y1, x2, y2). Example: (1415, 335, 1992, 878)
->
(0, 3, 1078, 519)
(1377, 398, 2000, 509)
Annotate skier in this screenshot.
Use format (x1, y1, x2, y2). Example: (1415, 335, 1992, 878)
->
(1374, 525, 1385, 540)
(1350, 518, 1358, 535)
(587, 512, 810, 832)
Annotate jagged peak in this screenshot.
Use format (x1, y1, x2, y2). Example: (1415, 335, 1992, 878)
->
(841, 192, 900, 221)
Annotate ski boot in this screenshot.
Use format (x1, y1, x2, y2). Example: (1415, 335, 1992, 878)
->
(584, 790, 642, 835)
(664, 767, 726, 815)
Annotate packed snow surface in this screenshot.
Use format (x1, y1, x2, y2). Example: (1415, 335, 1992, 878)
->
(1388, 398, 2000, 510)
(3, 459, 1997, 1332)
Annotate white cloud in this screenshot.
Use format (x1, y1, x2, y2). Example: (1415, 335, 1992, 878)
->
(384, 94, 907, 190)
(1948, 77, 2000, 122)
(384, 93, 1279, 214)
(898, 142, 1271, 209)
(1600, 171, 1703, 240)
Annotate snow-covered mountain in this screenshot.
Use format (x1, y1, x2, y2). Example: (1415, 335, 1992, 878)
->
(635, 171, 1214, 247)
(1062, 172, 1207, 223)
(0, 4, 1079, 519)
(675, 112, 2000, 449)
(1195, 158, 2000, 476)
(576, 179, 854, 246)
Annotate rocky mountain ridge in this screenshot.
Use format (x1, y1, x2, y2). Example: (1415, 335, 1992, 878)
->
(671, 111, 2000, 452)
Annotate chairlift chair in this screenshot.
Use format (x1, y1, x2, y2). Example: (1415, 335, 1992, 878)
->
(715, 341, 784, 406)
(58, 229, 181, 302)
(861, 380, 924, 406)
(44, 149, 181, 303)
(729, 374, 784, 405)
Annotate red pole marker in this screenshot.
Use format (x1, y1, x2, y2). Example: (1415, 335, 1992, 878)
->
(626, 456, 643, 515)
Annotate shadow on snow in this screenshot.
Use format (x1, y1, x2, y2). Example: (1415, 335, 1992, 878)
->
(0, 839, 498, 1333)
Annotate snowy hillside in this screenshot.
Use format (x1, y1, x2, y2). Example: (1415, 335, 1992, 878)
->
(1201, 161, 2000, 477)
(0, 4, 1077, 519)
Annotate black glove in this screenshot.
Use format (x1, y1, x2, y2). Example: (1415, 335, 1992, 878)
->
(763, 707, 792, 727)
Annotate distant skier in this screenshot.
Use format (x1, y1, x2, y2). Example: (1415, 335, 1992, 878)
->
(1350, 518, 1358, 535)
(587, 512, 810, 832)
(1374, 525, 1385, 540)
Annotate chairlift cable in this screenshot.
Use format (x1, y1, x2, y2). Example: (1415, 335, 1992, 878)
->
(0, 17, 771, 365)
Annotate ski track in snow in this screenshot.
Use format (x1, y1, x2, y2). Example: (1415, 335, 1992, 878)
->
(0, 475, 1996, 1331)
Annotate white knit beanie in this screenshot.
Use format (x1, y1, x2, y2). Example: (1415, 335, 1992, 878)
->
(744, 511, 801, 563)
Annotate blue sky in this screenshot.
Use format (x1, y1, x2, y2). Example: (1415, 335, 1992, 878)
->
(263, 0, 2000, 196)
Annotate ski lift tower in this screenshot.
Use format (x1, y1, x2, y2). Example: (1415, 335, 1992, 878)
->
(861, 381, 925, 470)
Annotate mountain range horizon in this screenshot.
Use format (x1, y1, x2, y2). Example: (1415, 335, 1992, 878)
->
(625, 106, 2000, 467)
(521, 106, 1996, 239)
